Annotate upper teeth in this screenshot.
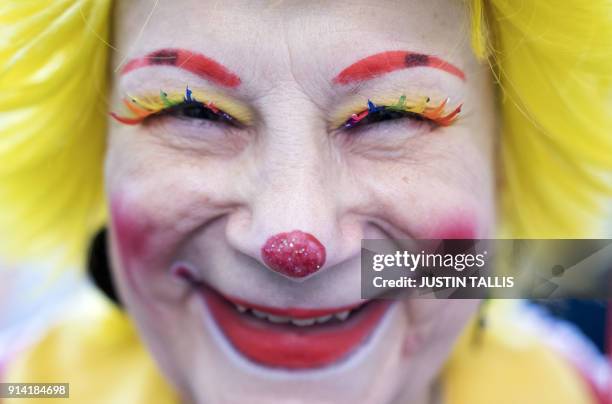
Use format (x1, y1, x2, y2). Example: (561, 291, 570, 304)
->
(335, 311, 350, 321)
(234, 304, 353, 326)
(292, 318, 316, 326)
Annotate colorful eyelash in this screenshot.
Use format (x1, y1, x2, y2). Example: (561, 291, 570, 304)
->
(342, 96, 462, 129)
(111, 88, 461, 132)
(110, 86, 233, 125)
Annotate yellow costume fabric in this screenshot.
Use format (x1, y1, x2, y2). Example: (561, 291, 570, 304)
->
(3, 294, 598, 404)
(3, 290, 179, 404)
(444, 302, 599, 404)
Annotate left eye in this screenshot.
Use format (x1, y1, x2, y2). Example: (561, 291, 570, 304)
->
(343, 108, 424, 129)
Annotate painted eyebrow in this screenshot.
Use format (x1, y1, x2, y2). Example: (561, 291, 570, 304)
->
(333, 50, 466, 84)
(121, 48, 241, 88)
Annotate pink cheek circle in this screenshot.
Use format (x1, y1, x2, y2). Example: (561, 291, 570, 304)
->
(110, 196, 152, 271)
(430, 215, 478, 240)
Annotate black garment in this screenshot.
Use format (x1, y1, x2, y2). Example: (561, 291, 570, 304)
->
(87, 228, 120, 305)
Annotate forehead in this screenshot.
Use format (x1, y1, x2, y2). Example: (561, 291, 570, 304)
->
(113, 0, 474, 92)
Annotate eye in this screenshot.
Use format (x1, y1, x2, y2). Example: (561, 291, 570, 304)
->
(341, 98, 461, 130)
(110, 87, 242, 127)
(344, 107, 425, 129)
(157, 100, 237, 125)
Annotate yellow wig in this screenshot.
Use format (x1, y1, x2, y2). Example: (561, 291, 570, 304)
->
(471, 0, 612, 238)
(0, 0, 611, 274)
(0, 0, 110, 273)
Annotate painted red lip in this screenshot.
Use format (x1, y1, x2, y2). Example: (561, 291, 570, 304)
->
(200, 286, 391, 369)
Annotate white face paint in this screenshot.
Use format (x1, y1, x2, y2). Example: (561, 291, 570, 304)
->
(106, 1, 496, 403)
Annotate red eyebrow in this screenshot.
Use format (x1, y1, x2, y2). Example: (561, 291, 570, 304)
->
(121, 48, 241, 88)
(333, 50, 465, 84)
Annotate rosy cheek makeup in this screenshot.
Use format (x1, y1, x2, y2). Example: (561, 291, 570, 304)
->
(109, 197, 156, 295)
(110, 198, 149, 264)
(428, 214, 479, 240)
(261, 230, 327, 278)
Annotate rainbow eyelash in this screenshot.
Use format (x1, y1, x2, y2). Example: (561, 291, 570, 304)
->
(111, 88, 461, 132)
(342, 96, 462, 129)
(110, 86, 235, 125)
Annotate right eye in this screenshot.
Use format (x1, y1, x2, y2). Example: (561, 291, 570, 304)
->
(111, 87, 244, 128)
(153, 101, 238, 126)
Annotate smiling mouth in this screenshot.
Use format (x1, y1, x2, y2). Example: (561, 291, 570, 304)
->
(173, 265, 392, 369)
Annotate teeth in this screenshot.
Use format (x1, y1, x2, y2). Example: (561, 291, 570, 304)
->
(267, 314, 291, 323)
(316, 315, 333, 324)
(335, 311, 350, 321)
(292, 318, 316, 326)
(232, 304, 354, 326)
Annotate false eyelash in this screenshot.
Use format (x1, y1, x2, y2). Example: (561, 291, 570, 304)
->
(342, 96, 462, 129)
(110, 86, 234, 125)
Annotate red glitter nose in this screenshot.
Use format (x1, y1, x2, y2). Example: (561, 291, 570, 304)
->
(261, 230, 326, 278)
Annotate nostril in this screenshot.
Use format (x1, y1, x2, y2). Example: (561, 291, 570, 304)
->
(261, 230, 326, 278)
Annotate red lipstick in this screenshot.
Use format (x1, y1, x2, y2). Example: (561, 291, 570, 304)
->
(170, 265, 392, 369)
(261, 231, 326, 278)
(201, 285, 391, 369)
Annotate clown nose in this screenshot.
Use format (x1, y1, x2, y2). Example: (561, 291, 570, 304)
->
(261, 230, 326, 278)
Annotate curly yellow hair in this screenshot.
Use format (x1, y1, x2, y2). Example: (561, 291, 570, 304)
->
(0, 0, 611, 273)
